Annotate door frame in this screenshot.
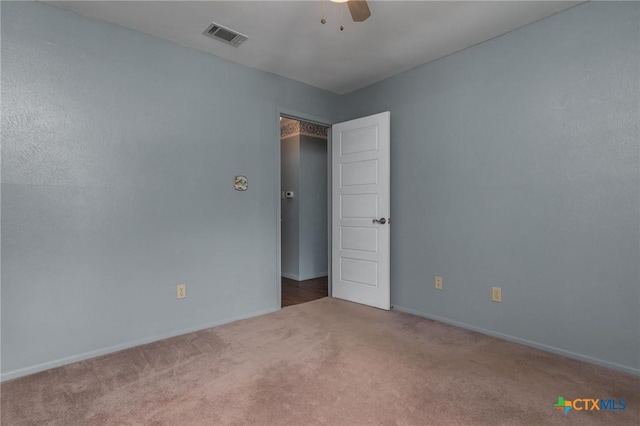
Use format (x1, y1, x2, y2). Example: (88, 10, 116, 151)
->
(276, 108, 334, 309)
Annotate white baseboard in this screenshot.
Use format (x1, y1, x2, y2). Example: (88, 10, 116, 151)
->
(392, 305, 639, 376)
(299, 272, 328, 281)
(282, 272, 328, 281)
(1, 307, 279, 382)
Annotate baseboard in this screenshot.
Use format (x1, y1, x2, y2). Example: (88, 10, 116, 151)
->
(282, 272, 328, 281)
(298, 272, 328, 281)
(392, 305, 639, 376)
(1, 307, 279, 382)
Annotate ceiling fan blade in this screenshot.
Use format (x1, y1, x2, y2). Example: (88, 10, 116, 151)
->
(348, 0, 371, 22)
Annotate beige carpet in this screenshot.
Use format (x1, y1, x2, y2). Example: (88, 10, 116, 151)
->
(1, 297, 638, 425)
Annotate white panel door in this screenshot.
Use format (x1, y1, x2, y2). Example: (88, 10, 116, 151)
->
(332, 112, 390, 310)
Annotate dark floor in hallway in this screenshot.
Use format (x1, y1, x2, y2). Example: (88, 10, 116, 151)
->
(281, 276, 328, 307)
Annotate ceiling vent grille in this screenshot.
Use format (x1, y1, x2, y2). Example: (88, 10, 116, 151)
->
(203, 22, 248, 47)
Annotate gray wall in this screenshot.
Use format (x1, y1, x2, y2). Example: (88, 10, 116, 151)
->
(1, 1, 340, 379)
(280, 135, 300, 279)
(341, 1, 639, 373)
(298, 135, 328, 280)
(280, 134, 328, 281)
(2, 0, 639, 379)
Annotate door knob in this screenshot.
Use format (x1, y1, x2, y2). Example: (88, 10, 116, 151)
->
(373, 218, 387, 224)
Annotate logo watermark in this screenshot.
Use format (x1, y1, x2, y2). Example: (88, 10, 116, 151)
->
(554, 396, 626, 414)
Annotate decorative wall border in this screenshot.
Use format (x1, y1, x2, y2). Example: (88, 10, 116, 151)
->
(280, 118, 328, 139)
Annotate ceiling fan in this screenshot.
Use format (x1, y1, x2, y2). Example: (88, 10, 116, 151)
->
(332, 0, 371, 22)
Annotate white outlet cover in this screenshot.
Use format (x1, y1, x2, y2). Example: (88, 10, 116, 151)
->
(177, 284, 186, 299)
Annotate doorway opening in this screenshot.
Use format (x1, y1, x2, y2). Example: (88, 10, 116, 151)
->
(280, 115, 331, 307)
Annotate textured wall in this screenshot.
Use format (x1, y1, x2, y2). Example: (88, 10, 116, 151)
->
(1, 1, 340, 378)
(341, 1, 639, 373)
(3, 0, 638, 379)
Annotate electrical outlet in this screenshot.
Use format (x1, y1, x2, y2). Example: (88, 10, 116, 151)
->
(492, 286, 502, 302)
(435, 276, 443, 290)
(177, 284, 186, 299)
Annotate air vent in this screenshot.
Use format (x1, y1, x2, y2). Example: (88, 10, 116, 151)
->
(203, 22, 248, 47)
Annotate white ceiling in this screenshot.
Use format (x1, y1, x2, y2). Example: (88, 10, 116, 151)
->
(45, 1, 582, 94)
